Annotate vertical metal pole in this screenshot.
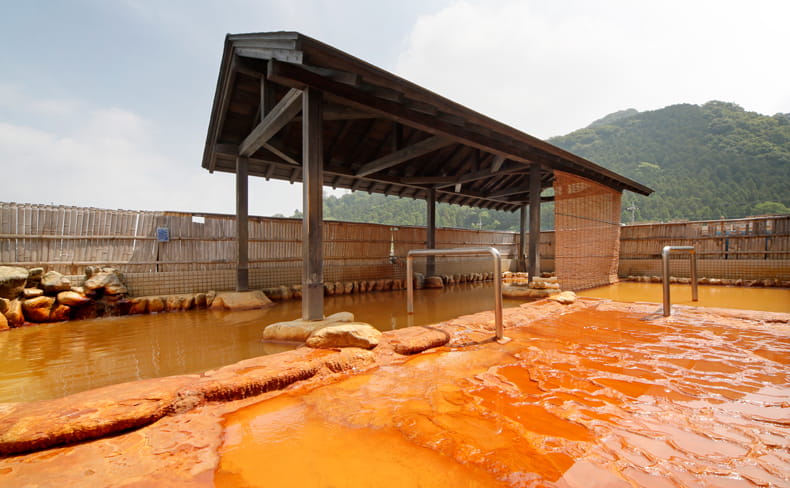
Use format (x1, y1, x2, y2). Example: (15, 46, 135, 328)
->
(406, 254, 414, 314)
(518, 204, 527, 272)
(690, 249, 698, 302)
(528, 165, 541, 280)
(302, 87, 324, 320)
(426, 187, 436, 277)
(492, 248, 503, 340)
(662, 246, 671, 316)
(235, 156, 249, 291)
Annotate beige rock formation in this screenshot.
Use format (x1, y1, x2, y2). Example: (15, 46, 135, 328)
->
(0, 266, 29, 299)
(423, 275, 444, 289)
(262, 311, 355, 342)
(4, 299, 24, 326)
(209, 291, 273, 312)
(57, 291, 91, 307)
(306, 323, 382, 349)
(84, 268, 128, 296)
(40, 271, 72, 294)
(547, 291, 578, 305)
(22, 296, 56, 322)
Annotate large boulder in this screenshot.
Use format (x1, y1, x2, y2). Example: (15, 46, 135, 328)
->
(305, 323, 382, 349)
(22, 288, 43, 299)
(502, 285, 559, 299)
(4, 299, 24, 326)
(385, 326, 450, 355)
(22, 296, 56, 322)
(263, 311, 354, 342)
(40, 271, 72, 294)
(423, 275, 444, 289)
(26, 267, 44, 288)
(148, 297, 165, 313)
(127, 297, 149, 315)
(262, 286, 293, 301)
(0, 266, 28, 299)
(50, 303, 71, 322)
(83, 268, 128, 296)
(56, 290, 91, 307)
(209, 291, 273, 311)
(0, 312, 8, 331)
(547, 291, 577, 305)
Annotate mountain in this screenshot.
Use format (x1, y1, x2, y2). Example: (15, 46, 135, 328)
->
(319, 191, 549, 231)
(586, 108, 639, 128)
(296, 101, 789, 228)
(549, 101, 790, 222)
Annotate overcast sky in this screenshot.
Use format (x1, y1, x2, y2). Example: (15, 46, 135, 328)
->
(2, 0, 788, 217)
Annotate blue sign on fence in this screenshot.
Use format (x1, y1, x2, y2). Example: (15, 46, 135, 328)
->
(156, 227, 170, 242)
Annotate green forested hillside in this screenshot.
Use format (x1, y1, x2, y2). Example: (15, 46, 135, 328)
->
(287, 101, 789, 228)
(318, 192, 555, 231)
(549, 101, 790, 222)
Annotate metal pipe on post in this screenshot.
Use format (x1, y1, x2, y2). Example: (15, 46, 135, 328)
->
(407, 247, 503, 340)
(661, 245, 698, 317)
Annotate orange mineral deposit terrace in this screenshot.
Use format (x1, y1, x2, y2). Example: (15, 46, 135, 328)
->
(1, 297, 788, 487)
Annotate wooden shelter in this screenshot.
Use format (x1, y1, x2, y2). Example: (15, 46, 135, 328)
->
(202, 32, 652, 319)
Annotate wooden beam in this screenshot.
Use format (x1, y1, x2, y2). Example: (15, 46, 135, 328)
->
(268, 59, 545, 165)
(239, 88, 303, 157)
(355, 135, 453, 177)
(488, 182, 529, 199)
(518, 205, 527, 272)
(302, 87, 324, 320)
(426, 188, 436, 276)
(236, 156, 249, 291)
(263, 142, 300, 166)
(528, 165, 542, 281)
(401, 164, 526, 187)
(295, 103, 375, 121)
(490, 155, 505, 173)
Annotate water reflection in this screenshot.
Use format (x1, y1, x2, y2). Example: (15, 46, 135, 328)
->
(0, 284, 523, 403)
(218, 308, 790, 487)
(580, 282, 790, 313)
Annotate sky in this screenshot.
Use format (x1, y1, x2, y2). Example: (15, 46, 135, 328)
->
(1, 0, 788, 217)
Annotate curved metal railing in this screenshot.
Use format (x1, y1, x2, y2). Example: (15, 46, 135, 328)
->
(406, 247, 503, 339)
(662, 245, 698, 316)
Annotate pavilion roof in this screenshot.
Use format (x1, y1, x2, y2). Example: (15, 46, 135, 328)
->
(202, 32, 652, 212)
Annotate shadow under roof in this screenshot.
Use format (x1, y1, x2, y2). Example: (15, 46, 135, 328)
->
(202, 31, 652, 212)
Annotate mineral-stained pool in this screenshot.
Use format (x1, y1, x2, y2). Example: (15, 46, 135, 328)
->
(216, 308, 790, 487)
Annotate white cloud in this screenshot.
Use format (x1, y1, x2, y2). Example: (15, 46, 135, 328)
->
(0, 99, 303, 216)
(395, 0, 790, 138)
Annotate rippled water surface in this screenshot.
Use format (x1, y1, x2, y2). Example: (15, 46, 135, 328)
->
(0, 284, 521, 403)
(580, 282, 790, 313)
(217, 307, 790, 487)
(1, 282, 786, 403)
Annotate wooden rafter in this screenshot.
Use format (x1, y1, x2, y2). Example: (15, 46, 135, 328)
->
(239, 88, 303, 157)
(355, 135, 453, 177)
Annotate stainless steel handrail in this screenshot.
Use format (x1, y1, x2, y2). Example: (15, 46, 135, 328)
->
(662, 245, 698, 317)
(406, 247, 503, 340)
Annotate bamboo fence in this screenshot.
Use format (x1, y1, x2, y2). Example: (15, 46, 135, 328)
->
(2, 203, 787, 294)
(619, 216, 790, 280)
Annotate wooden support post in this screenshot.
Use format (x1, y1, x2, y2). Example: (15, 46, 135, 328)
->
(302, 87, 324, 320)
(236, 156, 249, 291)
(518, 204, 527, 272)
(528, 165, 541, 281)
(426, 187, 436, 277)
